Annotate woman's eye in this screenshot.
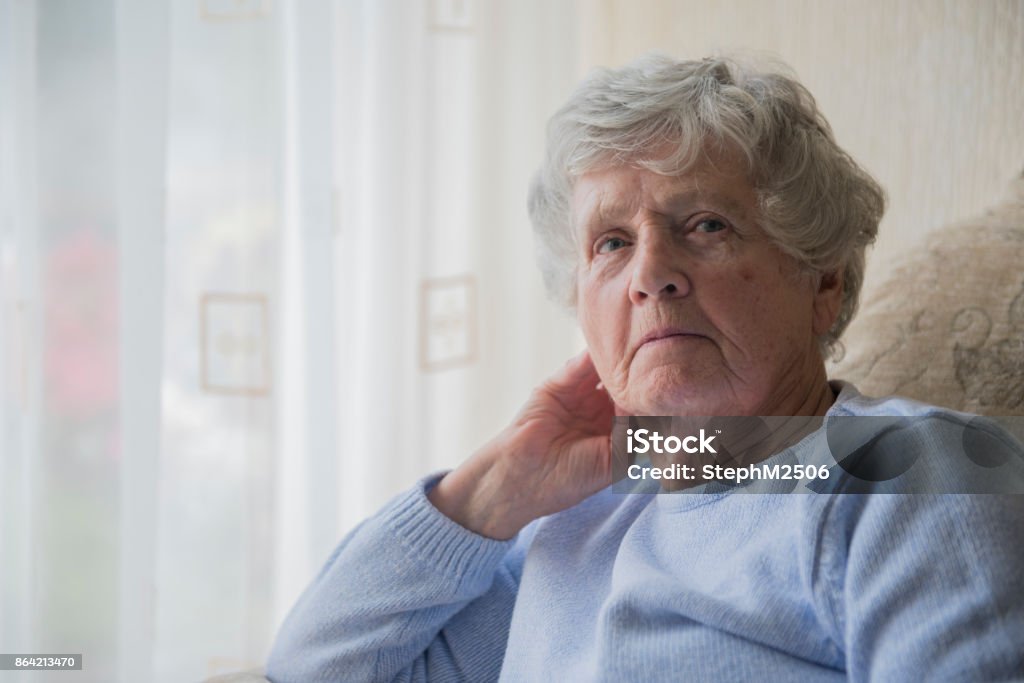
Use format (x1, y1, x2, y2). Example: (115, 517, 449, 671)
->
(597, 236, 629, 254)
(694, 218, 727, 233)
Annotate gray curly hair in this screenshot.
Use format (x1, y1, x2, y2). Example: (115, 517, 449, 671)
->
(527, 53, 885, 359)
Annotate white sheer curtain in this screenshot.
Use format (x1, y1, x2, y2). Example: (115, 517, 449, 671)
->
(0, 1, 582, 680)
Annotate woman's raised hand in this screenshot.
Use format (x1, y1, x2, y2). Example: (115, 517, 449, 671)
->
(427, 351, 617, 540)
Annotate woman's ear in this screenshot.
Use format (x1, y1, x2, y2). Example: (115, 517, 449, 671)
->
(811, 269, 844, 336)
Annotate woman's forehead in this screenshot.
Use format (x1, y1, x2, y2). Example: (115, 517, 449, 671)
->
(571, 162, 754, 225)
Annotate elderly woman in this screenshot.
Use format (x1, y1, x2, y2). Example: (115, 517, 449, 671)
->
(266, 55, 1024, 681)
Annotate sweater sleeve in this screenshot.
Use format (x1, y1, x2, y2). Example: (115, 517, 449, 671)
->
(265, 473, 529, 683)
(816, 492, 1024, 682)
(809, 413, 1024, 680)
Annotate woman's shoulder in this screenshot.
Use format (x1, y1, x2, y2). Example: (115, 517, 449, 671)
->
(827, 379, 969, 418)
(815, 380, 1024, 495)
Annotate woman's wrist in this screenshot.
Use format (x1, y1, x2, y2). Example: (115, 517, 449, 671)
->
(426, 444, 528, 541)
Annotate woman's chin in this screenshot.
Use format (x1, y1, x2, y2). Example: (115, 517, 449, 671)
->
(626, 367, 731, 416)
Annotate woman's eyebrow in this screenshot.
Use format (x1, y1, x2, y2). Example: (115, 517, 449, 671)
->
(577, 188, 746, 233)
(572, 196, 633, 236)
(591, 190, 702, 222)
(593, 194, 638, 222)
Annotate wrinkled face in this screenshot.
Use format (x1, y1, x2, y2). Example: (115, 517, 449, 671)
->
(573, 152, 839, 416)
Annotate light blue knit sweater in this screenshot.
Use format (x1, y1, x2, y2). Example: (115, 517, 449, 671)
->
(266, 385, 1024, 681)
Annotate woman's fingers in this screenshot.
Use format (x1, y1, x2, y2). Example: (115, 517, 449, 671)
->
(541, 351, 617, 436)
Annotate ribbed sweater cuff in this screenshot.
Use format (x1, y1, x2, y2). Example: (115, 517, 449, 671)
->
(383, 471, 516, 592)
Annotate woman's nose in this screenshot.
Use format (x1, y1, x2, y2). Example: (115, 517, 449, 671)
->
(628, 236, 690, 305)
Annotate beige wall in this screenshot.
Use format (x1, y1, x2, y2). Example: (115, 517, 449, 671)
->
(577, 0, 1024, 299)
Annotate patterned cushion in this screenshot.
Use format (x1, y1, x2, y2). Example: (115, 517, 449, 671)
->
(829, 172, 1024, 415)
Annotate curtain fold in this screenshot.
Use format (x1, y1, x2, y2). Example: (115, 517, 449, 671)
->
(0, 0, 40, 665)
(273, 0, 338, 629)
(115, 1, 169, 681)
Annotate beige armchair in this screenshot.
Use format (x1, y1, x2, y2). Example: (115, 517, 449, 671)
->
(830, 170, 1024, 416)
